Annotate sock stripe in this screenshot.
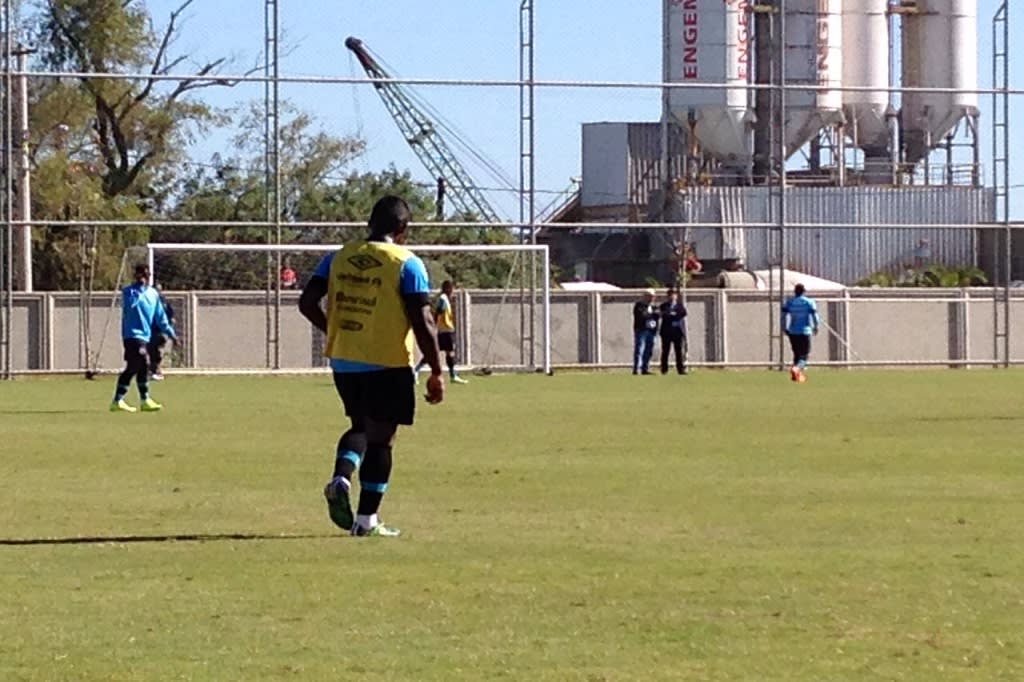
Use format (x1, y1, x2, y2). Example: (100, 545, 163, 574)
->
(339, 450, 362, 467)
(360, 481, 388, 493)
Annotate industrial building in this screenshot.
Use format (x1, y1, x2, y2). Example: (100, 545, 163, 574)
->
(542, 0, 999, 288)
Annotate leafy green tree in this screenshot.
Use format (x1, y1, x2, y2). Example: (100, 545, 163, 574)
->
(26, 0, 234, 288)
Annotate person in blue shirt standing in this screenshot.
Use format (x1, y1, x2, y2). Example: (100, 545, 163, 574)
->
(111, 264, 177, 412)
(781, 283, 819, 383)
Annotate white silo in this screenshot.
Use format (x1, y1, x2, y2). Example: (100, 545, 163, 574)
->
(841, 0, 891, 158)
(666, 0, 754, 166)
(901, 0, 978, 164)
(782, 0, 843, 159)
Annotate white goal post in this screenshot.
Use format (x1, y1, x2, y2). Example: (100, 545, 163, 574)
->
(146, 242, 552, 375)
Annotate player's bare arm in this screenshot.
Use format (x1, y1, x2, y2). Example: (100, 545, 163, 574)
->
(299, 275, 329, 334)
(405, 294, 442, 375)
(405, 294, 444, 404)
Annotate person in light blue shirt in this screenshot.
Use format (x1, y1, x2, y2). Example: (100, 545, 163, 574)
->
(781, 283, 819, 382)
(110, 264, 177, 412)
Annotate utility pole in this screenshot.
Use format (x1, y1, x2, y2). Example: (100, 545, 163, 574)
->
(13, 46, 30, 291)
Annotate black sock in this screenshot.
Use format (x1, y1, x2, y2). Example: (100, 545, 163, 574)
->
(447, 354, 456, 379)
(114, 368, 133, 400)
(334, 429, 367, 479)
(357, 444, 393, 516)
(136, 369, 149, 401)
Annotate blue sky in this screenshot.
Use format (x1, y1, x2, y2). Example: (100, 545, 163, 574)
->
(148, 0, 1022, 220)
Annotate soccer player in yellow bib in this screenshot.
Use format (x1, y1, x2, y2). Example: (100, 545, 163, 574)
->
(299, 196, 444, 537)
(415, 279, 468, 384)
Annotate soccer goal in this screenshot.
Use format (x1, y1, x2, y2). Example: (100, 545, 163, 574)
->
(145, 242, 552, 375)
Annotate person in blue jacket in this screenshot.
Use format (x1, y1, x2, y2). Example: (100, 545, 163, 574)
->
(110, 264, 177, 412)
(781, 283, 820, 383)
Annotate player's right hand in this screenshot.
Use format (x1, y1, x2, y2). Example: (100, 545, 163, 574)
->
(425, 373, 445, 405)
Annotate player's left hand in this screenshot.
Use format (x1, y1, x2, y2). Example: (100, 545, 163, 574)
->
(425, 373, 445, 405)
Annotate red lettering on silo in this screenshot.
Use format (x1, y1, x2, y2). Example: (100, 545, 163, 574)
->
(816, 0, 829, 85)
(736, 0, 750, 80)
(681, 0, 698, 79)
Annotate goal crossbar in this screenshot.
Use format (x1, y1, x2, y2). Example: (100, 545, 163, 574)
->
(146, 242, 552, 374)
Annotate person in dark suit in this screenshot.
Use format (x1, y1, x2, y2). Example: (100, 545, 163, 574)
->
(658, 287, 688, 375)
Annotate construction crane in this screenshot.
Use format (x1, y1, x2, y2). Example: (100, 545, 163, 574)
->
(345, 36, 504, 225)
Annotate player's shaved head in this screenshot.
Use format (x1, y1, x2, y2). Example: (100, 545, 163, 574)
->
(369, 195, 411, 239)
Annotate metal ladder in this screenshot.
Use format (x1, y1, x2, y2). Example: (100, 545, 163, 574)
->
(992, 2, 1010, 368)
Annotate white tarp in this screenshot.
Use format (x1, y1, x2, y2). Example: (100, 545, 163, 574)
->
(752, 268, 847, 292)
(559, 281, 623, 292)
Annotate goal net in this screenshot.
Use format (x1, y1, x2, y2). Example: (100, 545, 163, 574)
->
(142, 242, 551, 375)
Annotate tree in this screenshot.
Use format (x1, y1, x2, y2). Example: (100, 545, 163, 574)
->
(26, 0, 235, 289)
(36, 0, 230, 197)
(856, 264, 989, 288)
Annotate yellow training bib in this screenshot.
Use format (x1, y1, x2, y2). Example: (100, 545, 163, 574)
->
(325, 240, 416, 367)
(435, 293, 455, 332)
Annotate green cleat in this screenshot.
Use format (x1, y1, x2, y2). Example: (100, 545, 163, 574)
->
(351, 522, 401, 538)
(140, 398, 163, 412)
(323, 478, 354, 532)
(109, 399, 137, 413)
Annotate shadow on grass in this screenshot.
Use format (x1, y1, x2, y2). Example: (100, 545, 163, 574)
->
(910, 415, 1022, 423)
(0, 409, 104, 415)
(0, 532, 336, 546)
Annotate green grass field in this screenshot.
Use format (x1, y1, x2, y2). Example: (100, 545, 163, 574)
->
(1, 370, 1023, 681)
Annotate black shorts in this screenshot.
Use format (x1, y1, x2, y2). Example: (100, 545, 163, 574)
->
(438, 331, 456, 353)
(333, 368, 416, 426)
(123, 338, 150, 370)
(788, 333, 812, 359)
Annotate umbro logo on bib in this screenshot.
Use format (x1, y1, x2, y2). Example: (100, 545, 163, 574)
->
(347, 254, 383, 271)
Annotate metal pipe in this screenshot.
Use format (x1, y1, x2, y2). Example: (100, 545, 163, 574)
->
(777, 0, 787, 371)
(14, 48, 29, 292)
(263, 0, 281, 370)
(526, 0, 537, 369)
(517, 0, 529, 367)
(11, 69, 1021, 97)
(1001, 3, 1011, 367)
(24, 218, 1016, 231)
(542, 246, 551, 375)
(2, 0, 14, 379)
(271, 0, 282, 371)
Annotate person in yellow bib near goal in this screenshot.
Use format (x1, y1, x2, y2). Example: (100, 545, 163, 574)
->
(415, 280, 468, 385)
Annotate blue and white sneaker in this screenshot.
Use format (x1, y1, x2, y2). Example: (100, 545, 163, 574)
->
(351, 521, 401, 537)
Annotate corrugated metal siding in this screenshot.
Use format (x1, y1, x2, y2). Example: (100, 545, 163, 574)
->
(683, 186, 994, 283)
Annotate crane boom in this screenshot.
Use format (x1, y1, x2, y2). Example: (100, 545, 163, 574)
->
(345, 37, 503, 224)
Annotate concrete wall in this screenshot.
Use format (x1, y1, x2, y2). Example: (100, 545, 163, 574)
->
(9, 288, 1024, 372)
